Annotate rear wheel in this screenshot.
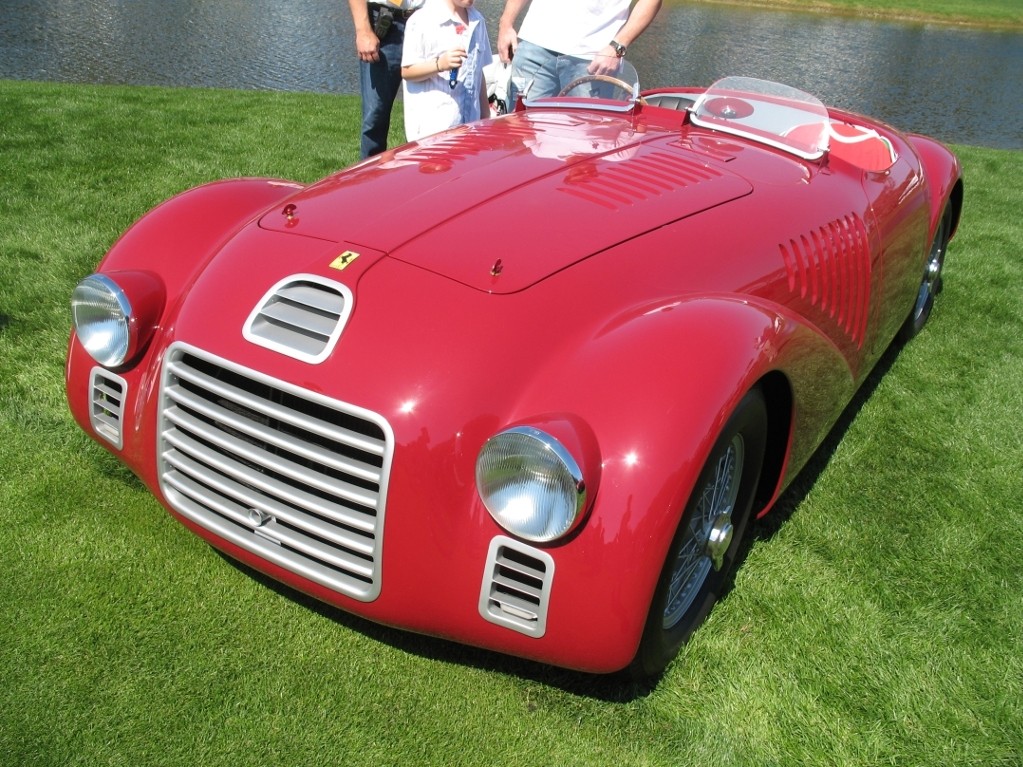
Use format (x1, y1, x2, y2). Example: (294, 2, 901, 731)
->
(630, 388, 768, 680)
(899, 204, 952, 341)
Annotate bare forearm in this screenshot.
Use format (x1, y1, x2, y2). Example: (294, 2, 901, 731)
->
(612, 0, 662, 48)
(402, 51, 457, 82)
(497, 0, 531, 61)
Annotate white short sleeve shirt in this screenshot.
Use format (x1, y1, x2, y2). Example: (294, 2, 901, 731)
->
(518, 0, 630, 56)
(401, 0, 492, 142)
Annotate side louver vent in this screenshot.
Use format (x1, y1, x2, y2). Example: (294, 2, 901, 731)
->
(244, 274, 353, 363)
(89, 368, 128, 449)
(479, 536, 555, 638)
(778, 213, 872, 347)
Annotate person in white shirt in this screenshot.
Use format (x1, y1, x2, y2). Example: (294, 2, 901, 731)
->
(497, 0, 662, 106)
(401, 0, 493, 142)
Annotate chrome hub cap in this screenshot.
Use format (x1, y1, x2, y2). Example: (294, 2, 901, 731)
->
(662, 435, 745, 629)
(705, 514, 734, 571)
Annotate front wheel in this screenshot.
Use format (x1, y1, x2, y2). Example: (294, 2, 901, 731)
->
(629, 388, 768, 680)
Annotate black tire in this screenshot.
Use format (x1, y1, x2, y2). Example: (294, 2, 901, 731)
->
(629, 388, 768, 680)
(899, 204, 952, 342)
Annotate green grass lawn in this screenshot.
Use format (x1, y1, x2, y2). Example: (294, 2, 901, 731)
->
(681, 0, 1023, 28)
(1, 80, 1021, 766)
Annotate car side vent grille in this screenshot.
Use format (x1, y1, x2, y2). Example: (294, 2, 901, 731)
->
(89, 368, 128, 449)
(558, 151, 723, 210)
(779, 212, 872, 347)
(157, 343, 393, 602)
(243, 274, 353, 363)
(479, 536, 555, 638)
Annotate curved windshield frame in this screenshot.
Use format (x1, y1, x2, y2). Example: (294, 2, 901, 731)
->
(522, 55, 641, 113)
(689, 77, 830, 160)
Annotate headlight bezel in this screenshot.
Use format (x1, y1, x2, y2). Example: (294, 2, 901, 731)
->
(475, 423, 597, 544)
(71, 271, 164, 368)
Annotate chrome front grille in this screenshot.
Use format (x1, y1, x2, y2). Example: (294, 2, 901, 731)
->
(157, 342, 392, 601)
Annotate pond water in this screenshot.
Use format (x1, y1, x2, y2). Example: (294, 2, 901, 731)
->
(1, 0, 1020, 148)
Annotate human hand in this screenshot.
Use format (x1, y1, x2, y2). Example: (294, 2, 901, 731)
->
(587, 51, 622, 76)
(496, 26, 518, 64)
(356, 29, 381, 62)
(442, 47, 468, 71)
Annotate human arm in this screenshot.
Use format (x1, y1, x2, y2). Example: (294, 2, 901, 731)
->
(497, 0, 531, 64)
(589, 0, 663, 74)
(402, 48, 467, 82)
(348, 0, 382, 63)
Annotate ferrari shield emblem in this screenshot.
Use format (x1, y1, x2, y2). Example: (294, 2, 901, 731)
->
(329, 250, 360, 270)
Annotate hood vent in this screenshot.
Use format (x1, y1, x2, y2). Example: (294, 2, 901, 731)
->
(557, 151, 723, 211)
(244, 275, 353, 363)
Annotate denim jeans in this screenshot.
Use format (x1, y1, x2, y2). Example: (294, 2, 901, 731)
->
(507, 39, 562, 109)
(508, 40, 598, 107)
(359, 14, 408, 159)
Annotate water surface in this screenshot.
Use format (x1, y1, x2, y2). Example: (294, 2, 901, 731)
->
(1, 0, 1020, 148)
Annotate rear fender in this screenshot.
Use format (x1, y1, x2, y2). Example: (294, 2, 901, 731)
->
(907, 134, 963, 238)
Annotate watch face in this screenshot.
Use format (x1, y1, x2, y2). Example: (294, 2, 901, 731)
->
(611, 41, 626, 57)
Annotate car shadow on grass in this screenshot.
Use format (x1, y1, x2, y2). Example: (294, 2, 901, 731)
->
(219, 550, 652, 702)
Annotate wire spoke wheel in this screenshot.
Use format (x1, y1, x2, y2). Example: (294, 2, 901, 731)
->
(630, 388, 767, 680)
(662, 435, 743, 629)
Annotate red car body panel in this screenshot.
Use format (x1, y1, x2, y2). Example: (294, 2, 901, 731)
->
(66, 87, 962, 673)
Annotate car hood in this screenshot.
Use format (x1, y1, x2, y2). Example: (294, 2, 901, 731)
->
(259, 110, 753, 293)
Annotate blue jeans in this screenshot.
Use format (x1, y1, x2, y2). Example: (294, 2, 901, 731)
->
(508, 40, 595, 107)
(507, 39, 561, 108)
(359, 14, 408, 159)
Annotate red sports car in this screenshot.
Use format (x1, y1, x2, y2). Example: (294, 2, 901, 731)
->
(66, 60, 962, 677)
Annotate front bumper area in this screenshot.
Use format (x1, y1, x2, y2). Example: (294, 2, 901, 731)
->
(68, 337, 654, 674)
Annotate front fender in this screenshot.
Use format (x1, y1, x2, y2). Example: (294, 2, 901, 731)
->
(67, 177, 305, 472)
(94, 177, 306, 296)
(495, 294, 854, 670)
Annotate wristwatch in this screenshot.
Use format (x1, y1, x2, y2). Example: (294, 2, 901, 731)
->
(609, 40, 626, 58)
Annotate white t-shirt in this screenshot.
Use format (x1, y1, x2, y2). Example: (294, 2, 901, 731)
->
(402, 0, 492, 142)
(518, 0, 630, 56)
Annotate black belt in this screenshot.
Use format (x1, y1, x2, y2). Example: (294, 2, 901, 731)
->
(369, 3, 415, 20)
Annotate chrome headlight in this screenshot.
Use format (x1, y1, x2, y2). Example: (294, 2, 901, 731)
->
(476, 426, 587, 543)
(72, 274, 132, 367)
(71, 272, 164, 367)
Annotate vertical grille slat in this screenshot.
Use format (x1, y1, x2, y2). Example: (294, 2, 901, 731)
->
(158, 343, 392, 602)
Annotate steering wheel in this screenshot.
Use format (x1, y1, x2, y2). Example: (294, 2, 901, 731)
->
(558, 74, 644, 103)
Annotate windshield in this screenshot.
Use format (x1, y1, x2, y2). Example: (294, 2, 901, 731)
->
(518, 55, 641, 112)
(689, 77, 830, 160)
